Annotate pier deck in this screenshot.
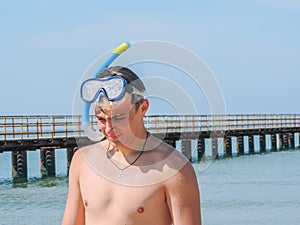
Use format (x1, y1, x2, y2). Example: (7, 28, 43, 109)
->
(1, 114, 300, 182)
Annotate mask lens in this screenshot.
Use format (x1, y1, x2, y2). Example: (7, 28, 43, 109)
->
(104, 78, 124, 100)
(81, 77, 126, 103)
(81, 80, 100, 102)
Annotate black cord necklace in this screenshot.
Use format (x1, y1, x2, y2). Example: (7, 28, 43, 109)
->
(106, 132, 149, 177)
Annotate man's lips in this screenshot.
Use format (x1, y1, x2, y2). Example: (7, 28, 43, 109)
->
(107, 133, 121, 140)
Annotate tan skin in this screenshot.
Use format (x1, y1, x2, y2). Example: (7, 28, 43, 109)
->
(62, 94, 202, 225)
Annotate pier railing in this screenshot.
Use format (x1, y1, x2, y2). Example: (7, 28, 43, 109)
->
(1, 114, 300, 142)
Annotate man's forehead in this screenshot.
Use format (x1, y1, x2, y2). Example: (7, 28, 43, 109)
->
(94, 93, 132, 116)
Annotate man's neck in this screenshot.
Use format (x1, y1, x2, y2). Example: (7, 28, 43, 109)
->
(111, 130, 149, 156)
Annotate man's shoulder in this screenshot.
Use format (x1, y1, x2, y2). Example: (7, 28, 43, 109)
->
(79, 141, 104, 154)
(143, 135, 191, 177)
(145, 135, 189, 163)
(74, 141, 107, 165)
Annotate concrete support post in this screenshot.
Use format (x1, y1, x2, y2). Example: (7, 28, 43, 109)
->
(197, 138, 205, 161)
(211, 138, 218, 159)
(283, 133, 289, 150)
(271, 134, 277, 151)
(40, 147, 56, 178)
(181, 140, 192, 161)
(288, 133, 295, 149)
(248, 135, 255, 154)
(237, 136, 244, 155)
(278, 133, 283, 150)
(11, 150, 28, 183)
(223, 136, 232, 157)
(260, 135, 266, 153)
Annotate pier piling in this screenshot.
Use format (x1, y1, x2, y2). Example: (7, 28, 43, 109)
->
(12, 150, 28, 183)
(237, 136, 244, 155)
(288, 133, 295, 149)
(271, 134, 277, 151)
(212, 138, 218, 159)
(224, 136, 232, 157)
(278, 133, 284, 150)
(181, 140, 192, 161)
(283, 133, 289, 150)
(248, 135, 255, 154)
(40, 147, 56, 178)
(197, 138, 205, 161)
(260, 135, 266, 153)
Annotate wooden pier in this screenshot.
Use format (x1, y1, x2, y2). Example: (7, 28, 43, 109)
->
(1, 114, 300, 182)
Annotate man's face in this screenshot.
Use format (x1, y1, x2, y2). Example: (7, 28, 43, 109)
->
(94, 93, 141, 147)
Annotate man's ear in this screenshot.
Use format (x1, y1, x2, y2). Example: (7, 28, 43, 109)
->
(140, 99, 149, 116)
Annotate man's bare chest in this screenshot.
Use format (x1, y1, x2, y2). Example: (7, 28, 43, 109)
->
(79, 160, 167, 215)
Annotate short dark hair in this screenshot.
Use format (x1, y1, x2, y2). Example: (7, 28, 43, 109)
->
(96, 66, 146, 108)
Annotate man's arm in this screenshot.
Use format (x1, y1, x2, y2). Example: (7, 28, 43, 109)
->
(62, 150, 85, 225)
(165, 162, 202, 225)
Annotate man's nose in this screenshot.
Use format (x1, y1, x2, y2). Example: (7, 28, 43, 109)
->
(105, 119, 114, 134)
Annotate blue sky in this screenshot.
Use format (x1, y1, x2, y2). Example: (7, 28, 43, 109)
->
(0, 0, 299, 115)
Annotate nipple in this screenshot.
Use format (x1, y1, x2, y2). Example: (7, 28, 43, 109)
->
(84, 199, 88, 207)
(137, 206, 144, 213)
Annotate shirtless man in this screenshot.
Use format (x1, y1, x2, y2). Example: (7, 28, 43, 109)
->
(62, 66, 201, 225)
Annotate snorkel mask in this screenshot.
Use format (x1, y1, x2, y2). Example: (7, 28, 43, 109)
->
(81, 42, 132, 141)
(80, 76, 145, 104)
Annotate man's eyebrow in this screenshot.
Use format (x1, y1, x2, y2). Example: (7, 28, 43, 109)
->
(95, 108, 106, 115)
(95, 115, 105, 121)
(112, 113, 127, 118)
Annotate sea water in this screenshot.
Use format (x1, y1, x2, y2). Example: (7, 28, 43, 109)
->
(0, 149, 300, 225)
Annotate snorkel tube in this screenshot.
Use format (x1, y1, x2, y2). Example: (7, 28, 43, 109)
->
(82, 42, 131, 141)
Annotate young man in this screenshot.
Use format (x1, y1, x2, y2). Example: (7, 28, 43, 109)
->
(62, 66, 202, 225)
